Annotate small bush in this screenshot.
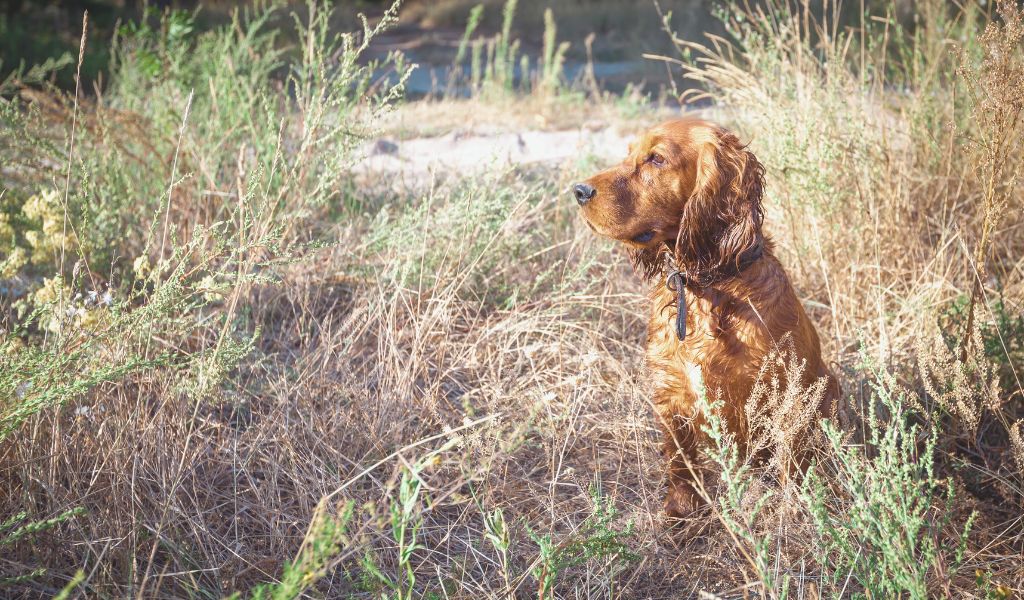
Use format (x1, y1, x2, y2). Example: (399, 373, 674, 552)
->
(803, 358, 974, 598)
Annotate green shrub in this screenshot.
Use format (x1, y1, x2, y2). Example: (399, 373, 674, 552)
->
(698, 383, 789, 599)
(527, 487, 638, 600)
(0, 507, 85, 588)
(0, 5, 409, 594)
(1, 0, 409, 435)
(803, 358, 974, 598)
(231, 501, 355, 600)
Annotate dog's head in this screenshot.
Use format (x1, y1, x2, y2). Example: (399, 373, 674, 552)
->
(573, 118, 765, 280)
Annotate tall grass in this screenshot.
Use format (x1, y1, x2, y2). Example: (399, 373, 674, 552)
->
(0, 0, 1022, 597)
(2, 1, 412, 595)
(447, 0, 572, 101)
(654, 0, 1024, 595)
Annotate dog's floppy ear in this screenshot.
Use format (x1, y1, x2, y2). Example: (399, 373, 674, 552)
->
(676, 127, 765, 277)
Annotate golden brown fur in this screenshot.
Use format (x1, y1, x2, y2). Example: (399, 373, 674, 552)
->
(575, 118, 838, 519)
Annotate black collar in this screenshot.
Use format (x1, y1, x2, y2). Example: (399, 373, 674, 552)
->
(663, 243, 764, 341)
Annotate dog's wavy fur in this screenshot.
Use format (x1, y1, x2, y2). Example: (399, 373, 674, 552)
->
(576, 118, 838, 519)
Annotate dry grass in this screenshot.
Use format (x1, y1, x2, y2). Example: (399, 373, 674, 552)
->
(0, 172, 689, 596)
(1, 0, 1023, 598)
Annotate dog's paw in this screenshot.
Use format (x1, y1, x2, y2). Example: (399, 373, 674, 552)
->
(663, 483, 701, 522)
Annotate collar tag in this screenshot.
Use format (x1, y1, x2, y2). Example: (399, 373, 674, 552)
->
(666, 270, 688, 341)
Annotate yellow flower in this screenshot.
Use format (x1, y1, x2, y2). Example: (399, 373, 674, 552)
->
(0, 211, 14, 243)
(133, 255, 151, 278)
(33, 276, 66, 306)
(22, 189, 76, 265)
(3, 336, 25, 356)
(1, 246, 27, 280)
(78, 307, 109, 331)
(0, 212, 28, 279)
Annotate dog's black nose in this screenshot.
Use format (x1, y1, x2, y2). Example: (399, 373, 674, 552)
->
(573, 183, 596, 205)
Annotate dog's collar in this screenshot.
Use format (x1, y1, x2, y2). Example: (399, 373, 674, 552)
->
(663, 242, 764, 341)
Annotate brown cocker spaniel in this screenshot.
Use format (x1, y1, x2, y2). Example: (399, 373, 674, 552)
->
(574, 118, 838, 520)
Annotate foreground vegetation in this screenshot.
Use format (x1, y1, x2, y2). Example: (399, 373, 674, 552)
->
(1, 0, 1022, 597)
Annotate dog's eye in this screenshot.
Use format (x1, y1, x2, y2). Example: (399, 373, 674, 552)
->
(632, 231, 655, 243)
(646, 152, 665, 166)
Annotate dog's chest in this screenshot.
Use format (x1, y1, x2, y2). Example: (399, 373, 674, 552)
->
(645, 285, 756, 407)
(679, 360, 704, 400)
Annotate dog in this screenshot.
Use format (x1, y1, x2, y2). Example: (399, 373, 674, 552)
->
(573, 118, 838, 520)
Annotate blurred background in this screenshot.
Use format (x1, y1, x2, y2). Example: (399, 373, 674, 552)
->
(2, 0, 920, 94)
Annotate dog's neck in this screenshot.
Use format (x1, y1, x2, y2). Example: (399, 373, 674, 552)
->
(661, 240, 767, 341)
(663, 239, 765, 288)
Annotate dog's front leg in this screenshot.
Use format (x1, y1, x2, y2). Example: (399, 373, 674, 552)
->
(656, 400, 707, 521)
(663, 431, 702, 520)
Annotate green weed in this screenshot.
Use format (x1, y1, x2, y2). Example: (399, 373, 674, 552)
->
(450, 0, 572, 101)
(803, 356, 974, 598)
(527, 487, 638, 600)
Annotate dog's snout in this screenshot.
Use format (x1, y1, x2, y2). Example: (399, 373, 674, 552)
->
(573, 183, 596, 205)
